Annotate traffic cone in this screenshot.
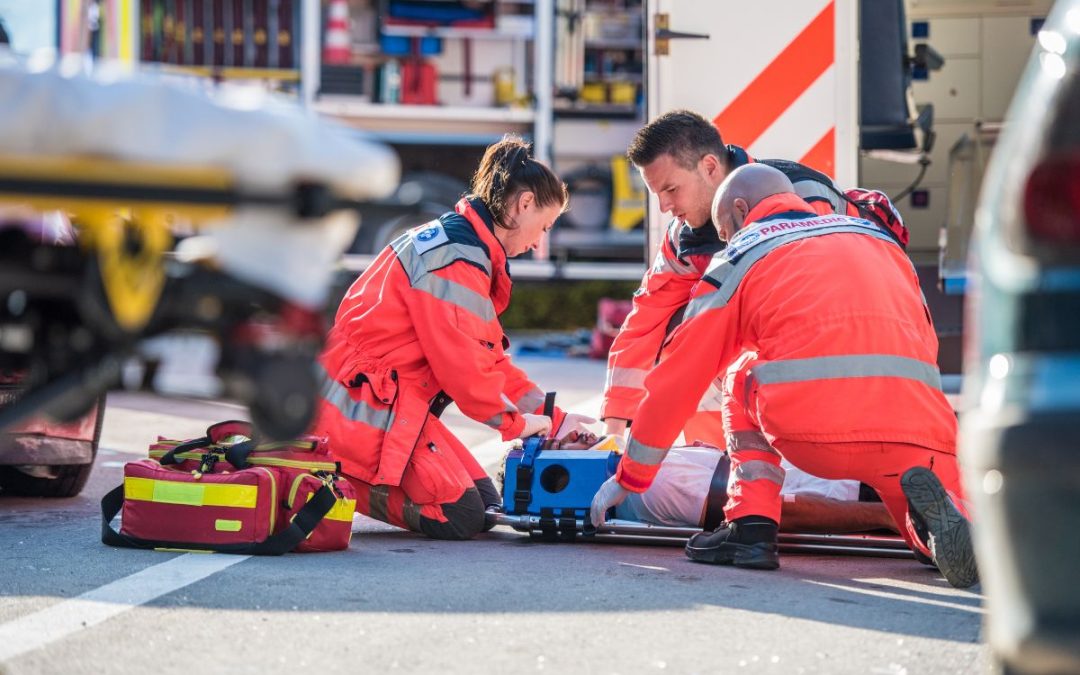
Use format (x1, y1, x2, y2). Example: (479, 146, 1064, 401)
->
(323, 0, 351, 65)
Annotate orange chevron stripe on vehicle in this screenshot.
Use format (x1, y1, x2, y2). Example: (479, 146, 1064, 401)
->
(712, 2, 834, 149)
(799, 127, 836, 177)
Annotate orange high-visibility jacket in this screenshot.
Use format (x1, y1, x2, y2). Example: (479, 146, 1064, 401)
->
(615, 193, 955, 491)
(601, 146, 846, 422)
(312, 198, 547, 487)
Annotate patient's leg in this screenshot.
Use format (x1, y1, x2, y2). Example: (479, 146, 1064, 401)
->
(778, 494, 897, 534)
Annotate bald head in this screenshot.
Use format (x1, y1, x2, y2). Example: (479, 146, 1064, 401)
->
(710, 164, 795, 241)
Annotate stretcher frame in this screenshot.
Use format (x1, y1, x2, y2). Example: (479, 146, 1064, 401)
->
(488, 511, 915, 559)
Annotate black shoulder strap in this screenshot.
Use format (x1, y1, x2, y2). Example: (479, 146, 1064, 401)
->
(100, 483, 337, 556)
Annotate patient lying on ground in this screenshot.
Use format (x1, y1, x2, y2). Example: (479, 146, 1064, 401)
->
(506, 435, 897, 534)
(615, 444, 897, 534)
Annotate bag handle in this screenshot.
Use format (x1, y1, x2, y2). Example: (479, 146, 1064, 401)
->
(159, 437, 213, 465)
(207, 420, 255, 443)
(159, 420, 258, 468)
(207, 420, 263, 469)
(100, 482, 339, 556)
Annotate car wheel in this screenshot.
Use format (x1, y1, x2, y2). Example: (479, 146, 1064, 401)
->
(248, 356, 317, 441)
(0, 394, 106, 498)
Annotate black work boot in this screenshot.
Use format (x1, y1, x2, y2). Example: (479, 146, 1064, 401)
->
(684, 515, 780, 570)
(901, 466, 979, 588)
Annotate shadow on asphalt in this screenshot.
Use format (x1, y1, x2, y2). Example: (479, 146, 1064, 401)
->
(1, 504, 981, 646)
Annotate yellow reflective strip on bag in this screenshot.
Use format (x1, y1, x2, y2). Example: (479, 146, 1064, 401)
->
(304, 491, 355, 522)
(214, 519, 243, 532)
(124, 476, 259, 508)
(330, 499, 357, 522)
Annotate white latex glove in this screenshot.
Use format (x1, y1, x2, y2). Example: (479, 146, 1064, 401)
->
(590, 476, 630, 527)
(555, 412, 599, 440)
(519, 413, 552, 438)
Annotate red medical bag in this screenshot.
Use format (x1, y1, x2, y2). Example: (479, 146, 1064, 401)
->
(101, 421, 356, 554)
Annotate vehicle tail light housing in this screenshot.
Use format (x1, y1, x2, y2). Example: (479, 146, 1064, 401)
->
(1023, 153, 1080, 245)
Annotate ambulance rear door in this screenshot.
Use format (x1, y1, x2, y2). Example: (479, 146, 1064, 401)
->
(644, 0, 858, 257)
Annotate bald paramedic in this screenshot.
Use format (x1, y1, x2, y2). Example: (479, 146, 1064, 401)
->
(602, 110, 906, 447)
(590, 164, 977, 589)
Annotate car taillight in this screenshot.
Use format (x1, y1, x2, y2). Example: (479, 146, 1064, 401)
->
(1023, 154, 1080, 244)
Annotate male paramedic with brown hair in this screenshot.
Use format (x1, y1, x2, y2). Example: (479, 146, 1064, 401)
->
(602, 109, 868, 445)
(590, 164, 978, 589)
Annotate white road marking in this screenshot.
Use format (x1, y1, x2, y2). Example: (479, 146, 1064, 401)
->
(618, 562, 670, 572)
(805, 580, 985, 614)
(0, 553, 249, 663)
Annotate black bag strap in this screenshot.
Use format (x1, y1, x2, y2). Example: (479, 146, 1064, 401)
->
(100, 482, 338, 556)
(223, 439, 259, 469)
(703, 452, 732, 530)
(159, 436, 213, 465)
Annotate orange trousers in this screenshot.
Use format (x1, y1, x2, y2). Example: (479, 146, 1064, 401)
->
(343, 416, 499, 540)
(720, 353, 966, 556)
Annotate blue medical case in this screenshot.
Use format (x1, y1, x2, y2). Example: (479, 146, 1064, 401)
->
(502, 436, 619, 537)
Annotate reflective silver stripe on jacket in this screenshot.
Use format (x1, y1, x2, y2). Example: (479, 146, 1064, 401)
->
(393, 236, 493, 280)
(484, 393, 519, 428)
(626, 437, 667, 466)
(792, 178, 845, 214)
(411, 274, 497, 322)
(750, 354, 942, 390)
(733, 459, 786, 486)
(515, 387, 545, 414)
(606, 367, 649, 391)
(652, 247, 697, 277)
(392, 237, 498, 322)
(317, 364, 395, 430)
(685, 221, 897, 321)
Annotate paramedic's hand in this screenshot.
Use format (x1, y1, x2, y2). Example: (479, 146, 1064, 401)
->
(519, 414, 552, 438)
(556, 413, 598, 440)
(604, 418, 629, 437)
(590, 476, 630, 528)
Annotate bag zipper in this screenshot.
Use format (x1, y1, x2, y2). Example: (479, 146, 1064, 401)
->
(253, 467, 278, 533)
(287, 472, 314, 510)
(149, 449, 336, 472)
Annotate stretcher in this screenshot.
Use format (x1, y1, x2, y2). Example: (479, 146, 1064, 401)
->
(0, 65, 399, 438)
(487, 435, 915, 559)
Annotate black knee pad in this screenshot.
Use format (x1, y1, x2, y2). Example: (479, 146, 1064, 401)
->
(419, 487, 487, 540)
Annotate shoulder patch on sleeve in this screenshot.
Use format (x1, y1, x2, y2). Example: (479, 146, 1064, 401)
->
(409, 222, 450, 254)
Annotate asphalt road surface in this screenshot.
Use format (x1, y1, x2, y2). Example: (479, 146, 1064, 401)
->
(0, 356, 986, 674)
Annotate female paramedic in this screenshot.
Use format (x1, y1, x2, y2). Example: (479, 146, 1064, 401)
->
(311, 135, 587, 540)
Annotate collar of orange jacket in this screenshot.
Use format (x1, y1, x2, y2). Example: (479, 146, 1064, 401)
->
(743, 192, 817, 225)
(455, 196, 513, 314)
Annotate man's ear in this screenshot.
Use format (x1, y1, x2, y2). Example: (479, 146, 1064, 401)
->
(734, 197, 750, 220)
(701, 153, 722, 179)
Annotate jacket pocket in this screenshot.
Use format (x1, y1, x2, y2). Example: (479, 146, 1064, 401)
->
(374, 388, 431, 486)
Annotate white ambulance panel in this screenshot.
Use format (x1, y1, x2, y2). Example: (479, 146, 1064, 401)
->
(981, 16, 1039, 120)
(912, 56, 981, 120)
